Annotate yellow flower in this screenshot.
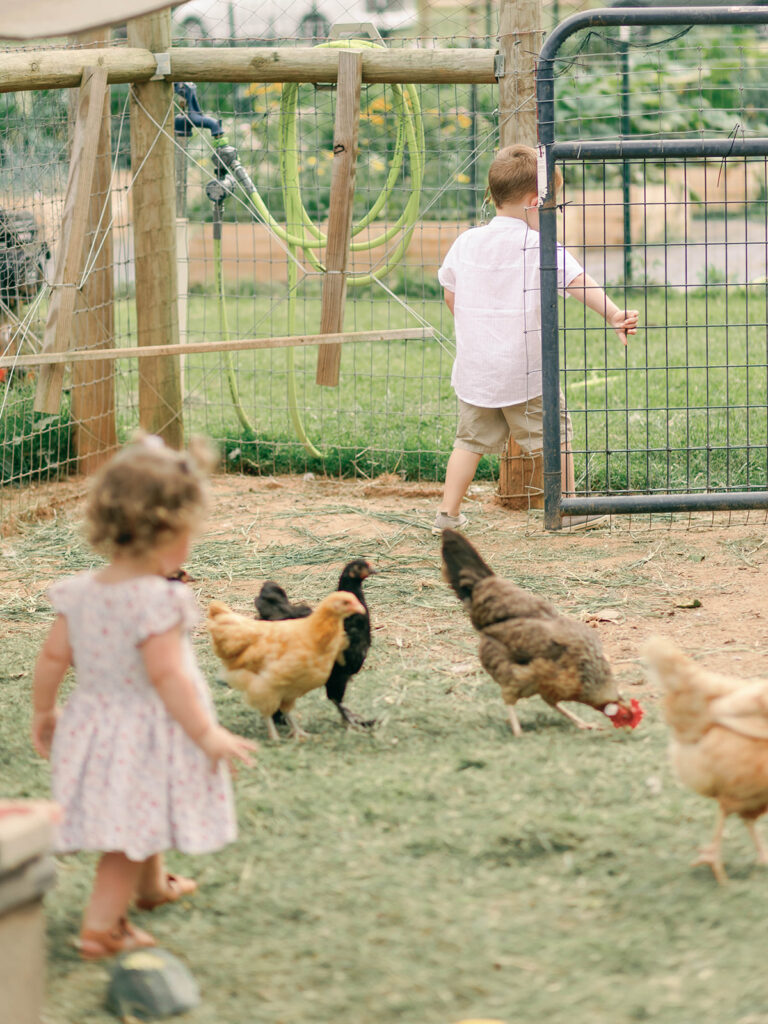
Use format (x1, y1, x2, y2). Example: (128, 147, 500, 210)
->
(457, 113, 472, 129)
(306, 156, 317, 167)
(370, 158, 386, 172)
(367, 95, 392, 113)
(455, 173, 470, 184)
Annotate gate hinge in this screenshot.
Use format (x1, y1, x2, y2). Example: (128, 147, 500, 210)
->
(494, 53, 505, 79)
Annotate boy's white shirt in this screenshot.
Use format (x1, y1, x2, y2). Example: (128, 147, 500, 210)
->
(438, 215, 583, 407)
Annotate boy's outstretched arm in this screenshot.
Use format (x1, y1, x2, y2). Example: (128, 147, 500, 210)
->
(565, 272, 639, 346)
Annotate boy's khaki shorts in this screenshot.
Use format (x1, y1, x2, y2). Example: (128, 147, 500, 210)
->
(454, 391, 573, 455)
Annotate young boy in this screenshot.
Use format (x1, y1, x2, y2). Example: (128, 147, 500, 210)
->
(433, 144, 639, 534)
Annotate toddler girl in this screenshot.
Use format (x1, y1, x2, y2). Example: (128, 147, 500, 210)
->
(31, 435, 256, 960)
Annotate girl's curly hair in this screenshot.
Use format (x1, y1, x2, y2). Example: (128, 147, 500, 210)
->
(85, 435, 217, 558)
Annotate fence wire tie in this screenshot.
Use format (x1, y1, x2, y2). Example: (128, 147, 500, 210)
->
(717, 122, 745, 188)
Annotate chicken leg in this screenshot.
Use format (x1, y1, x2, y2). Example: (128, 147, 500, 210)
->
(554, 702, 599, 730)
(506, 705, 523, 738)
(333, 700, 377, 729)
(265, 716, 281, 742)
(691, 806, 728, 884)
(744, 818, 768, 866)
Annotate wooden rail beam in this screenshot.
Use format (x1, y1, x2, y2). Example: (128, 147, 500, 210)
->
(0, 47, 497, 94)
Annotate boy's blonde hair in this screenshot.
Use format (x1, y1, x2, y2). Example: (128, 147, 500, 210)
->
(86, 435, 217, 558)
(488, 144, 562, 208)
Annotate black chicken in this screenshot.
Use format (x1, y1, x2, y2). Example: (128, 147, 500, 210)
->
(254, 559, 377, 729)
(441, 529, 642, 736)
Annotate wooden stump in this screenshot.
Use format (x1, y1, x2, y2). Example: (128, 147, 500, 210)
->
(0, 801, 58, 1024)
(497, 440, 544, 510)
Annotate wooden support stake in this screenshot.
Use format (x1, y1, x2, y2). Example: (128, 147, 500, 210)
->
(34, 65, 108, 414)
(316, 49, 363, 387)
(0, 328, 434, 370)
(128, 9, 182, 447)
(497, 0, 545, 511)
(70, 30, 117, 475)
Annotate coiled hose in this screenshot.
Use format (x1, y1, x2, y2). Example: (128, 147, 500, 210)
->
(213, 37, 425, 457)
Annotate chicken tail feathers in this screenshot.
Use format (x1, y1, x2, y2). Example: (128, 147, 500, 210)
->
(254, 581, 312, 621)
(440, 528, 495, 603)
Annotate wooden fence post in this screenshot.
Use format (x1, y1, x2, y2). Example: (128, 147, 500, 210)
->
(128, 9, 183, 447)
(70, 30, 117, 474)
(34, 65, 108, 414)
(496, 0, 545, 510)
(316, 49, 363, 387)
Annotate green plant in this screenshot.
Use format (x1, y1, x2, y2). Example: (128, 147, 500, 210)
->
(0, 382, 72, 485)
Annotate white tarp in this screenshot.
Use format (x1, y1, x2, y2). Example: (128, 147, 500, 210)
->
(0, 0, 179, 39)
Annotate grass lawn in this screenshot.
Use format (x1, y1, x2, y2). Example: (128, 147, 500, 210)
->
(110, 278, 768, 491)
(3, 477, 768, 1023)
(2, 273, 768, 496)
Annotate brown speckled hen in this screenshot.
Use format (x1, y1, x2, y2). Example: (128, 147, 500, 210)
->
(440, 529, 639, 736)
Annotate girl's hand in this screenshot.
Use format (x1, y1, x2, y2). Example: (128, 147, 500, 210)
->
(609, 308, 639, 346)
(32, 708, 60, 759)
(198, 725, 258, 774)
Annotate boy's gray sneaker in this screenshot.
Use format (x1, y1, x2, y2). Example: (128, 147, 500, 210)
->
(558, 514, 609, 533)
(432, 512, 468, 536)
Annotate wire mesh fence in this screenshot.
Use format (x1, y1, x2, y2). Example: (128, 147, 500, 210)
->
(4, 4, 768, 532)
(0, 15, 501, 530)
(538, 11, 768, 528)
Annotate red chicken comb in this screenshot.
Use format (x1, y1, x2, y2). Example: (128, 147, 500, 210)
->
(603, 699, 644, 729)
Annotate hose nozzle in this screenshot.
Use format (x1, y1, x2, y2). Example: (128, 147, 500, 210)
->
(212, 143, 256, 196)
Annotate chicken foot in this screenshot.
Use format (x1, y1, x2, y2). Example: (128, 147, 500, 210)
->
(282, 712, 310, 741)
(691, 807, 728, 884)
(332, 701, 377, 730)
(554, 702, 599, 731)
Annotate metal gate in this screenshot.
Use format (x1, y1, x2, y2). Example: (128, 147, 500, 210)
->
(538, 6, 768, 528)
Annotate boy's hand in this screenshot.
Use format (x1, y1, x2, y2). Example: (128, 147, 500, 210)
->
(32, 708, 60, 759)
(609, 308, 639, 346)
(198, 724, 258, 774)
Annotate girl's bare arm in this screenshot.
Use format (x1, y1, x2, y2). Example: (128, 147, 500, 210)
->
(142, 628, 256, 770)
(32, 616, 72, 758)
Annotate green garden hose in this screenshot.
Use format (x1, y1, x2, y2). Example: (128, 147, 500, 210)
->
(213, 38, 425, 456)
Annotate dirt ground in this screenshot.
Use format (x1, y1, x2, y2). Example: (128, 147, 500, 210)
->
(5, 470, 767, 691)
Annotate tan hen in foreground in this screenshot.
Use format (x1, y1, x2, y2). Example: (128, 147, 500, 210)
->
(645, 636, 768, 883)
(207, 592, 364, 740)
